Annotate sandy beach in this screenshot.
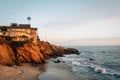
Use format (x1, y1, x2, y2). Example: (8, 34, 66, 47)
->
(0, 63, 43, 80)
(0, 60, 82, 80)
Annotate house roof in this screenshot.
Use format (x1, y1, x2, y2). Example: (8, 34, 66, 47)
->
(19, 24, 30, 28)
(8, 27, 30, 29)
(8, 27, 37, 30)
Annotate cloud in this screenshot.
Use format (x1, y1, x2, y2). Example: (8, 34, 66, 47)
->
(48, 38, 120, 46)
(46, 17, 120, 36)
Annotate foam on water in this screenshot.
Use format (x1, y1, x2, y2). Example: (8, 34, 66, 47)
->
(72, 61, 82, 66)
(88, 64, 108, 74)
(61, 57, 75, 61)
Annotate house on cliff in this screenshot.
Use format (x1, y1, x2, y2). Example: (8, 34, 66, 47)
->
(0, 24, 38, 42)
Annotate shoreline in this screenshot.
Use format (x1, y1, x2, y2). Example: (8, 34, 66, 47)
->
(0, 59, 82, 80)
(38, 59, 81, 80)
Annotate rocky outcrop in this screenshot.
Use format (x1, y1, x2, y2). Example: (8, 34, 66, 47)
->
(0, 40, 80, 66)
(38, 41, 65, 58)
(64, 48, 80, 55)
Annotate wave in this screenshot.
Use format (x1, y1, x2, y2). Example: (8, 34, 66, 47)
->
(94, 66, 108, 74)
(88, 64, 120, 77)
(61, 57, 75, 62)
(72, 61, 82, 66)
(112, 73, 120, 78)
(88, 64, 108, 74)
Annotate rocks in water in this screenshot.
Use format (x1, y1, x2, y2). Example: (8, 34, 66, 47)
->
(54, 59, 61, 63)
(64, 48, 80, 55)
(53, 59, 65, 63)
(89, 58, 94, 61)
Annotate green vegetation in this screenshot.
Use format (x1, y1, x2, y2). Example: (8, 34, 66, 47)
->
(8, 41, 20, 65)
(5, 36, 12, 41)
(10, 23, 18, 27)
(6, 39, 33, 65)
(0, 26, 7, 35)
(37, 35, 40, 41)
(0, 26, 7, 31)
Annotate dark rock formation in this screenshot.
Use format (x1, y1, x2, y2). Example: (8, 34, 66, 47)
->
(89, 58, 94, 61)
(64, 48, 80, 55)
(54, 59, 61, 63)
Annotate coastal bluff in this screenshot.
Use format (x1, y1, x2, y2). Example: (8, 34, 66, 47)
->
(0, 39, 80, 66)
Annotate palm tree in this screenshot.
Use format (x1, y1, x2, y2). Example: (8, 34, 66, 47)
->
(27, 17, 31, 23)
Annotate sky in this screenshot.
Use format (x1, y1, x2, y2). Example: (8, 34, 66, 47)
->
(0, 0, 120, 46)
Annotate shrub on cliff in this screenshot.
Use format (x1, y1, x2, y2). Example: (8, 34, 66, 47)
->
(6, 36, 12, 41)
(0, 26, 7, 31)
(0, 26, 7, 35)
(10, 23, 18, 27)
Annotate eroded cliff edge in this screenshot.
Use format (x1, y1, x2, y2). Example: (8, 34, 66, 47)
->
(0, 39, 80, 66)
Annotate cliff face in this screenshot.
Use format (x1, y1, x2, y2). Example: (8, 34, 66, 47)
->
(0, 41, 80, 66)
(0, 43, 15, 65)
(17, 42, 45, 64)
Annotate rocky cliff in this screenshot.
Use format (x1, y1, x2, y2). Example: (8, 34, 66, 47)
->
(0, 39, 80, 66)
(0, 43, 15, 66)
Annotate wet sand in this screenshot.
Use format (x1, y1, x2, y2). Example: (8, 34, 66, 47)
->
(0, 63, 43, 80)
(38, 60, 81, 80)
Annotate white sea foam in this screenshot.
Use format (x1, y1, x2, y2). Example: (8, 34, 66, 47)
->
(89, 64, 108, 74)
(61, 57, 75, 62)
(72, 61, 82, 66)
(94, 66, 108, 74)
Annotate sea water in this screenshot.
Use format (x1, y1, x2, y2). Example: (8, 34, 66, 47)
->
(58, 46, 120, 80)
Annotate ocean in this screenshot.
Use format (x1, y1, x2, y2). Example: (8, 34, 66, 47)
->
(57, 46, 120, 80)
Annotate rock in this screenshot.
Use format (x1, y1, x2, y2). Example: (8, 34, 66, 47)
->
(38, 41, 64, 59)
(64, 48, 80, 55)
(89, 58, 94, 61)
(54, 59, 61, 63)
